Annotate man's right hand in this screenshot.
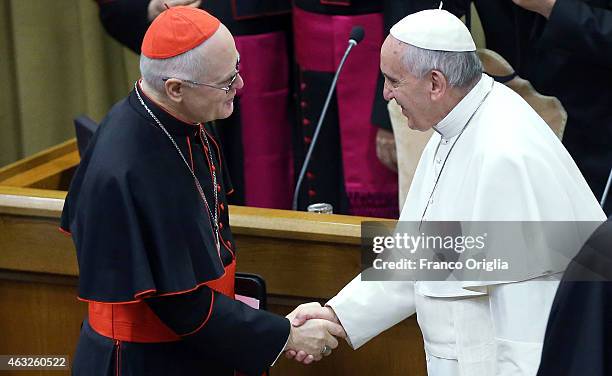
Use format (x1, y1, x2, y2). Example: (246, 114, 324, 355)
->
(285, 303, 346, 364)
(148, 0, 202, 21)
(284, 318, 344, 364)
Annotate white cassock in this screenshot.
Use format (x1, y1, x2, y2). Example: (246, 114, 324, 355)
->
(327, 73, 606, 375)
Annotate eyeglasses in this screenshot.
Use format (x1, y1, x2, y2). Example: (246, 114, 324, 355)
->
(162, 55, 241, 94)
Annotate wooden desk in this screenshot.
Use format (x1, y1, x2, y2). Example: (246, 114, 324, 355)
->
(0, 141, 425, 376)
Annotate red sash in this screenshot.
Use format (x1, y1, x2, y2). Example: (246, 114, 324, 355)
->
(88, 260, 236, 343)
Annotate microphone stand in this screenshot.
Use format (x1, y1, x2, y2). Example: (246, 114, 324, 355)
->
(292, 38, 360, 211)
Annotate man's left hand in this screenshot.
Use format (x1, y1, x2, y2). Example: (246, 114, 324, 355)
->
(512, 0, 557, 19)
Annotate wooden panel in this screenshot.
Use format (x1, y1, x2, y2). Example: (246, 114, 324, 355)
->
(28, 166, 76, 191)
(236, 235, 360, 298)
(0, 215, 77, 276)
(0, 139, 79, 187)
(0, 152, 79, 189)
(229, 206, 380, 244)
(0, 276, 85, 376)
(0, 186, 67, 200)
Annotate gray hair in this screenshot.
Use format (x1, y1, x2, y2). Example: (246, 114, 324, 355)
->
(140, 41, 209, 94)
(401, 43, 482, 88)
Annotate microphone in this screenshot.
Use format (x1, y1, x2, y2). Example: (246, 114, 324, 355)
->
(349, 26, 365, 46)
(292, 26, 365, 211)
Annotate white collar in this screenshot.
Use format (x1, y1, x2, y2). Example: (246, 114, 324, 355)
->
(433, 73, 494, 139)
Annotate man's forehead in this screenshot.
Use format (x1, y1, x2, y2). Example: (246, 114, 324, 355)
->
(382, 37, 406, 63)
(212, 52, 240, 81)
(204, 41, 238, 65)
(381, 39, 405, 74)
(229, 51, 240, 69)
(383, 35, 405, 51)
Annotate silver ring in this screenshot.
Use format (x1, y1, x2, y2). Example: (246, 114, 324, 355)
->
(321, 345, 332, 356)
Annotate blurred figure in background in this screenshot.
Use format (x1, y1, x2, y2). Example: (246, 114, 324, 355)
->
(292, 0, 399, 218)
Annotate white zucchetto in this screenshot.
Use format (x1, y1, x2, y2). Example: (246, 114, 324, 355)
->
(390, 9, 476, 52)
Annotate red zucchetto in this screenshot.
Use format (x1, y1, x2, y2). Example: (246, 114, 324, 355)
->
(141, 6, 221, 59)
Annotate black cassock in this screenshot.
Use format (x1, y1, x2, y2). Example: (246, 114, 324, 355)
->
(61, 83, 289, 375)
(537, 218, 612, 376)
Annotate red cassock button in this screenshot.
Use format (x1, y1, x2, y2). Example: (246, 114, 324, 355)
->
(220, 203, 225, 211)
(302, 118, 311, 126)
(300, 101, 308, 109)
(308, 189, 316, 197)
(304, 136, 312, 144)
(226, 240, 232, 248)
(217, 184, 221, 193)
(300, 82, 307, 91)
(219, 222, 223, 229)
(306, 172, 315, 180)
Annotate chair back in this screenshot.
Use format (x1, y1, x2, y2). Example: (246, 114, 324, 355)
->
(74, 115, 99, 157)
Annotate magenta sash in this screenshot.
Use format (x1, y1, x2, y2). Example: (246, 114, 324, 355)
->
(234, 32, 293, 209)
(293, 7, 398, 218)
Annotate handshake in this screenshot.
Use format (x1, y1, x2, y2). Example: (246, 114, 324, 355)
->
(283, 302, 347, 364)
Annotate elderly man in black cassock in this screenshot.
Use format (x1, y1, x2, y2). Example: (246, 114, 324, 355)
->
(95, 0, 294, 210)
(61, 7, 344, 376)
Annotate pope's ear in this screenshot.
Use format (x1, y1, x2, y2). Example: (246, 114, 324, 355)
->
(429, 70, 447, 101)
(164, 78, 184, 103)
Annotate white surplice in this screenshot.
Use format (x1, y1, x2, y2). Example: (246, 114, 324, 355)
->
(327, 74, 606, 375)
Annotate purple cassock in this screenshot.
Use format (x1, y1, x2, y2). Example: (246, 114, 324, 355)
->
(293, 0, 399, 218)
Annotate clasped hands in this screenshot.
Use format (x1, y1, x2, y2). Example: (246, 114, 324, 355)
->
(284, 302, 347, 364)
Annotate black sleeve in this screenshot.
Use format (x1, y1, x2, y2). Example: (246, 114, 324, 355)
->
(472, 0, 522, 67)
(537, 281, 612, 376)
(95, 0, 151, 53)
(145, 287, 290, 375)
(537, 219, 612, 376)
(539, 0, 612, 66)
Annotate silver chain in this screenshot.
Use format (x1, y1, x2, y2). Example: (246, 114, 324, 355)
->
(134, 82, 220, 252)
